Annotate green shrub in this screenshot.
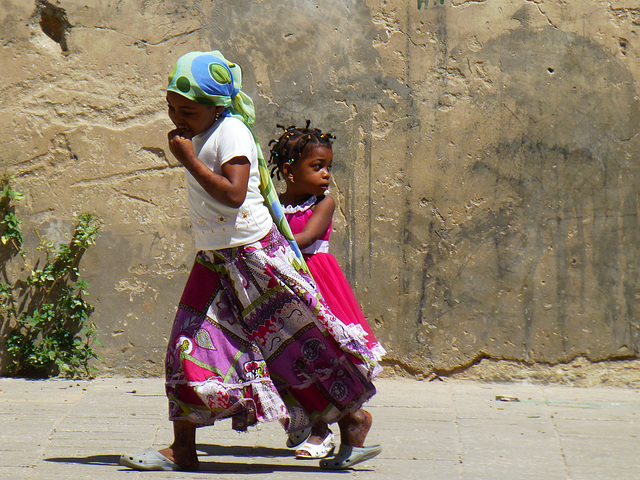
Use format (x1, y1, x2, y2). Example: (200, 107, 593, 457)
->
(1, 175, 101, 378)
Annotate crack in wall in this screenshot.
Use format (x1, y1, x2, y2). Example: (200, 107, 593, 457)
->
(34, 0, 71, 53)
(73, 26, 202, 47)
(451, 0, 488, 6)
(120, 193, 157, 206)
(385, 352, 640, 383)
(524, 0, 559, 29)
(70, 165, 181, 187)
(138, 147, 169, 165)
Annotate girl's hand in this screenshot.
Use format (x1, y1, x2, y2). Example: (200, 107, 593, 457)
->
(293, 195, 335, 249)
(168, 128, 195, 165)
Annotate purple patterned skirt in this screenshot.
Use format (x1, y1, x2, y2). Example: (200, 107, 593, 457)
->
(165, 226, 380, 432)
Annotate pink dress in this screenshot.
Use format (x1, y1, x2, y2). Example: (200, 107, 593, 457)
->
(284, 196, 386, 360)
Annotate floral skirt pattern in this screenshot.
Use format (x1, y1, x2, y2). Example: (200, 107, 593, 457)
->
(165, 226, 380, 432)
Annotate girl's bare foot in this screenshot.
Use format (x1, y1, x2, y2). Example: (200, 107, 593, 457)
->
(337, 409, 372, 447)
(159, 420, 199, 471)
(157, 446, 199, 471)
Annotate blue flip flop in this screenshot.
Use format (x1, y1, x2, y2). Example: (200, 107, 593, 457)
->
(119, 448, 181, 471)
(319, 444, 382, 470)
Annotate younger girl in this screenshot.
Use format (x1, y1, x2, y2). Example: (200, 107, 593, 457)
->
(269, 123, 386, 464)
(120, 51, 381, 472)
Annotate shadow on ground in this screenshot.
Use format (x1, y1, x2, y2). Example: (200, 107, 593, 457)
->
(44, 445, 367, 474)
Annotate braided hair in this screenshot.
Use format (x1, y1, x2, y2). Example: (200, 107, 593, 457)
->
(268, 120, 336, 180)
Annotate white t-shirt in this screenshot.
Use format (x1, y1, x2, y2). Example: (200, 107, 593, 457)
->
(187, 116, 273, 250)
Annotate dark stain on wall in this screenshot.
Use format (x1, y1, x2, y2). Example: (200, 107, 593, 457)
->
(419, 20, 640, 368)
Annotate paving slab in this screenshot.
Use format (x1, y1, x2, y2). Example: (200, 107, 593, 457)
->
(1, 377, 639, 479)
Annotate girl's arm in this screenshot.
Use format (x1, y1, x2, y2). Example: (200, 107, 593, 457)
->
(294, 195, 335, 249)
(168, 131, 250, 208)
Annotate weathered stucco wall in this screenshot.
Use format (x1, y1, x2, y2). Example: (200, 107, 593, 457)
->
(1, 0, 640, 382)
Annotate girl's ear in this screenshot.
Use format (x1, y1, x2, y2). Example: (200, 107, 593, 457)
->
(282, 162, 293, 181)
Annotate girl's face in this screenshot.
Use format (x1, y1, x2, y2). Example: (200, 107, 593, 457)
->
(166, 91, 222, 136)
(288, 145, 333, 196)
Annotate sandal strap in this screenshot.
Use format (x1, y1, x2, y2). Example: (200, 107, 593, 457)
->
(295, 432, 335, 459)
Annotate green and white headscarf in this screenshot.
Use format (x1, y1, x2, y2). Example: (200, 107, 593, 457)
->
(168, 51, 308, 273)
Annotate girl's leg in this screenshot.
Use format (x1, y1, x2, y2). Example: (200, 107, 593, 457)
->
(337, 409, 373, 447)
(307, 420, 331, 444)
(158, 420, 199, 471)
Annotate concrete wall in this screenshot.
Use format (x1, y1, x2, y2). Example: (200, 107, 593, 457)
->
(1, 0, 640, 381)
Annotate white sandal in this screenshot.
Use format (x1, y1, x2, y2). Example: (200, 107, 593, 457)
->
(295, 431, 335, 459)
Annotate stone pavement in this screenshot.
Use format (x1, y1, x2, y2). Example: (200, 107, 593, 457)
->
(1, 376, 639, 479)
